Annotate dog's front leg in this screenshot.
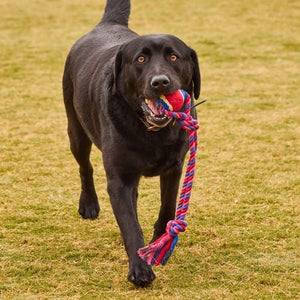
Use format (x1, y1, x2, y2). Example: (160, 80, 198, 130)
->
(107, 175, 156, 286)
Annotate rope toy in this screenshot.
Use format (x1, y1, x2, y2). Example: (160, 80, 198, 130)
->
(137, 89, 199, 266)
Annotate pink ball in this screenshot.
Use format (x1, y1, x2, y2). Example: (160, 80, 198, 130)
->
(164, 90, 185, 111)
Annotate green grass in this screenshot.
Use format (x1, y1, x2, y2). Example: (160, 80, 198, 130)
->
(1, 0, 299, 298)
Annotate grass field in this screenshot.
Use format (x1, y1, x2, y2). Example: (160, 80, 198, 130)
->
(1, 0, 299, 298)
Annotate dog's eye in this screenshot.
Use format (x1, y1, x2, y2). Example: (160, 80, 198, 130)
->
(137, 56, 145, 63)
(169, 54, 178, 62)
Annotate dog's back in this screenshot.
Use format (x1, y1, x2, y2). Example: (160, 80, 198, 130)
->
(70, 0, 136, 60)
(62, 0, 137, 147)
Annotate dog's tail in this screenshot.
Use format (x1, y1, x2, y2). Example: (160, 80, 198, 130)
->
(100, 0, 130, 27)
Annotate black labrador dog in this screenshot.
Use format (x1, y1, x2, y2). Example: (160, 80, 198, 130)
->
(62, 0, 200, 286)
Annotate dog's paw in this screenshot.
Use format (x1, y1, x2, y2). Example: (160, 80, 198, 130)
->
(78, 204, 100, 219)
(128, 260, 156, 287)
(78, 194, 100, 219)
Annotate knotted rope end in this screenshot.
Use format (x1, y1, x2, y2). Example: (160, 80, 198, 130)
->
(137, 220, 187, 266)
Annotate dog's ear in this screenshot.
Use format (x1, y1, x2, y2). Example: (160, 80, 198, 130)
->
(190, 49, 201, 99)
(115, 48, 123, 79)
(113, 47, 123, 94)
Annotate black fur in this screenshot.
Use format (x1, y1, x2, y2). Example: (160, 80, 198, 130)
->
(62, 0, 200, 287)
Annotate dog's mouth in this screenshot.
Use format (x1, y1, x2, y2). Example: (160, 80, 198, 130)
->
(140, 98, 172, 131)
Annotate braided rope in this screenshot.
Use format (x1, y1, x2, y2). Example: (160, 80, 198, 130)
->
(137, 89, 199, 266)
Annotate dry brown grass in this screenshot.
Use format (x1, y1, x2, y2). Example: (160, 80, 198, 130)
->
(1, 0, 299, 298)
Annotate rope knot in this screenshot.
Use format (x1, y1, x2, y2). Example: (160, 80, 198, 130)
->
(166, 220, 187, 237)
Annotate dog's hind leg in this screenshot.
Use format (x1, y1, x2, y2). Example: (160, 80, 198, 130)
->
(68, 124, 100, 219)
(151, 167, 183, 242)
(63, 64, 100, 219)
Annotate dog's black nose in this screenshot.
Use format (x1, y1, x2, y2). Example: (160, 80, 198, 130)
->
(151, 75, 170, 89)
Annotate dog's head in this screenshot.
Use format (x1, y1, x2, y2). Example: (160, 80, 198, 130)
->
(113, 34, 201, 129)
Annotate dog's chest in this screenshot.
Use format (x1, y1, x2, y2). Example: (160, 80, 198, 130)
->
(141, 146, 185, 177)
